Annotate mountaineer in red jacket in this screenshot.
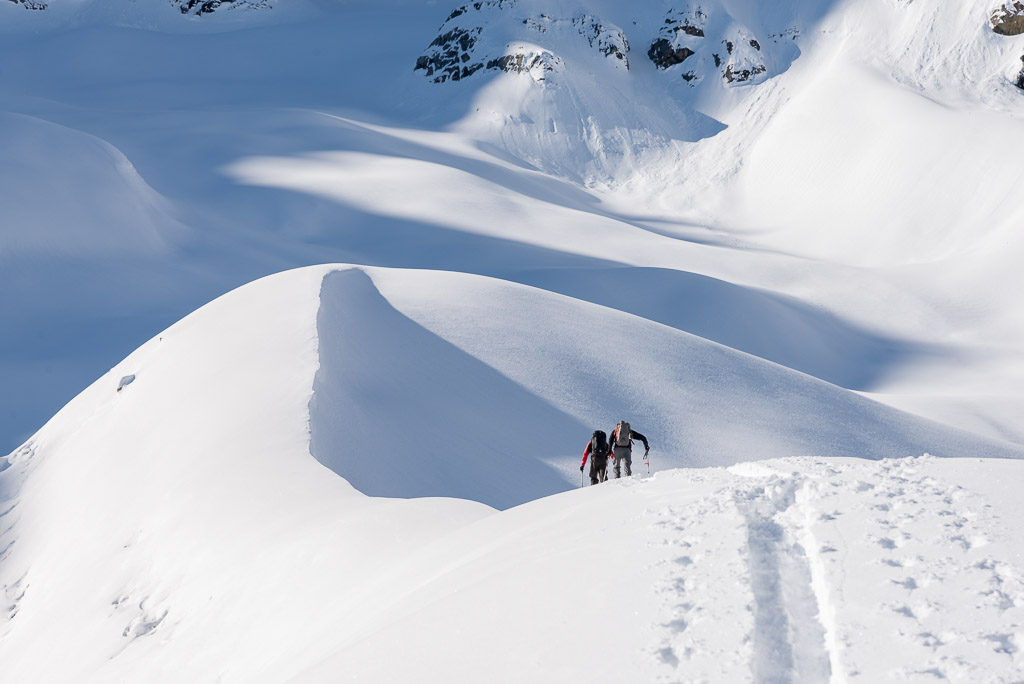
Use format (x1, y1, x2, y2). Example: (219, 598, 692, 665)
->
(580, 429, 611, 485)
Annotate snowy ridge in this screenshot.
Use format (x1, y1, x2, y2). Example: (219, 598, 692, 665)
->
(2, 264, 1023, 681)
(286, 456, 1024, 683)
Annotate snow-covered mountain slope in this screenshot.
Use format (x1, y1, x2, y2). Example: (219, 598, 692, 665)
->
(2, 0, 1023, 454)
(0, 266, 493, 683)
(289, 456, 1024, 684)
(3, 0, 1024, 678)
(1, 265, 1023, 683)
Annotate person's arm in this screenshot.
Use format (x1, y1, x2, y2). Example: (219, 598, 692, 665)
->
(581, 441, 592, 470)
(631, 430, 650, 451)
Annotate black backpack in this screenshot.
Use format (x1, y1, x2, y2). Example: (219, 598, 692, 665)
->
(591, 430, 610, 461)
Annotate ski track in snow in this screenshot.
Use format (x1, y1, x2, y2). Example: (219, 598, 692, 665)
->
(646, 458, 1024, 683)
(735, 474, 832, 684)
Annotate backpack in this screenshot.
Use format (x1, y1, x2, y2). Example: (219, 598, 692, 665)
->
(614, 421, 631, 447)
(591, 430, 610, 460)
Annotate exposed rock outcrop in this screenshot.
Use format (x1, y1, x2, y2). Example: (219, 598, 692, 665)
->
(647, 6, 768, 86)
(6, 0, 271, 15)
(486, 49, 563, 79)
(648, 40, 695, 69)
(719, 32, 766, 84)
(991, 1, 1024, 35)
(648, 7, 706, 73)
(724, 62, 767, 84)
(175, 0, 271, 16)
(7, 0, 48, 9)
(415, 25, 486, 82)
(414, 1, 629, 83)
(572, 14, 629, 66)
(415, 2, 781, 90)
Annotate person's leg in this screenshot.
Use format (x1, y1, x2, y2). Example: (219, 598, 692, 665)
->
(589, 461, 599, 485)
(623, 449, 632, 477)
(598, 463, 608, 482)
(612, 448, 622, 478)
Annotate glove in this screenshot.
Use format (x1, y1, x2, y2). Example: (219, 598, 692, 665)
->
(579, 465, 584, 472)
(644, 447, 650, 457)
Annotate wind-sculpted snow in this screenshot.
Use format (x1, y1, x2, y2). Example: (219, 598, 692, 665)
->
(309, 266, 1019, 508)
(1, 266, 1024, 681)
(309, 268, 575, 509)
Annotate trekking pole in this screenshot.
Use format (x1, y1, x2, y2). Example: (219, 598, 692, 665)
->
(644, 450, 650, 478)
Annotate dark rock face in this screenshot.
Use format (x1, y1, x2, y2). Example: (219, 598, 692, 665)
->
(415, 25, 486, 82)
(992, 1, 1024, 35)
(415, 1, 628, 83)
(647, 6, 767, 86)
(173, 0, 270, 15)
(7, 0, 267, 15)
(487, 53, 559, 76)
(417, 2, 775, 88)
(648, 39, 695, 69)
(649, 8, 706, 72)
(177, 0, 238, 14)
(724, 63, 767, 83)
(8, 0, 48, 9)
(1017, 55, 1024, 89)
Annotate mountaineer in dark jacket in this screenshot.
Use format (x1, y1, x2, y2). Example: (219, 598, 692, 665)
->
(609, 420, 649, 478)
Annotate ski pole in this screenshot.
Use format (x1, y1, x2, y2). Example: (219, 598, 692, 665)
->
(644, 450, 650, 478)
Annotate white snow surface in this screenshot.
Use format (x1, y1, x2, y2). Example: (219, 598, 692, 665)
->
(4, 0, 1024, 680)
(3, 265, 1024, 683)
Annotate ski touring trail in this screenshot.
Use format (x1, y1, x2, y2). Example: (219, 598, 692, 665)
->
(643, 456, 1024, 683)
